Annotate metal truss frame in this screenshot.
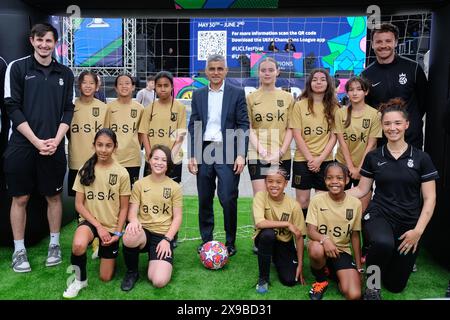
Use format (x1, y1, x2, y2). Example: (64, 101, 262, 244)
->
(62, 17, 136, 77)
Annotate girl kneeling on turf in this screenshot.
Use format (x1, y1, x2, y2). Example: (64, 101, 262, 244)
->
(120, 144, 182, 291)
(306, 162, 362, 300)
(252, 167, 306, 294)
(63, 128, 131, 299)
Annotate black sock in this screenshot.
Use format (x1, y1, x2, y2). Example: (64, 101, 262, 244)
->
(257, 253, 271, 282)
(311, 266, 327, 282)
(302, 208, 308, 220)
(71, 253, 87, 281)
(123, 245, 140, 272)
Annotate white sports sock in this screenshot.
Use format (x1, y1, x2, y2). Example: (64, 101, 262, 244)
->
(50, 233, 60, 246)
(14, 239, 25, 253)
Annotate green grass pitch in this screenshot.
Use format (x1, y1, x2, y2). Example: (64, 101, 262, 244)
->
(0, 196, 448, 300)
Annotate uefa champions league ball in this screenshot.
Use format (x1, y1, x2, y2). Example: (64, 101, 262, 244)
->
(199, 241, 229, 270)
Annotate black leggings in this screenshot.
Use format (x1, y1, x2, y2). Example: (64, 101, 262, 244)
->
(256, 229, 298, 286)
(363, 211, 419, 293)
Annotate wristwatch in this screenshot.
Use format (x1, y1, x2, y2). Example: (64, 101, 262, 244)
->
(113, 231, 124, 237)
(163, 236, 172, 242)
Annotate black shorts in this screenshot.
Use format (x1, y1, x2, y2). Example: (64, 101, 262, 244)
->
(3, 145, 66, 197)
(68, 169, 78, 197)
(247, 159, 291, 181)
(141, 229, 174, 264)
(144, 162, 182, 183)
(125, 166, 141, 187)
(291, 160, 333, 190)
(326, 252, 357, 279)
(78, 220, 119, 259)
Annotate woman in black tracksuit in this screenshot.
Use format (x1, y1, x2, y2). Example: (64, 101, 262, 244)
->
(348, 98, 438, 299)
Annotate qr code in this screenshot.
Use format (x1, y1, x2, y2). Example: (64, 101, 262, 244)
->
(197, 30, 227, 61)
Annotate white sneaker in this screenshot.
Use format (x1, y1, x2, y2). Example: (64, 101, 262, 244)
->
(12, 249, 31, 273)
(91, 248, 99, 260)
(63, 279, 88, 299)
(46, 244, 62, 267)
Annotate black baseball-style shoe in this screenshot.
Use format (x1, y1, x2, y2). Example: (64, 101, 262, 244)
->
(227, 245, 237, 257)
(121, 270, 139, 292)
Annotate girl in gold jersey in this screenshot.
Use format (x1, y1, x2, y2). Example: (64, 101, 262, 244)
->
(306, 162, 362, 300)
(335, 77, 381, 212)
(138, 71, 186, 247)
(106, 74, 144, 186)
(139, 71, 187, 183)
(253, 167, 306, 294)
(69, 71, 108, 260)
(247, 57, 294, 194)
(68, 71, 107, 196)
(120, 145, 182, 291)
(290, 68, 339, 218)
(63, 129, 131, 299)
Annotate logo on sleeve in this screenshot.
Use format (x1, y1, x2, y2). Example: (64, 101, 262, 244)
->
(399, 73, 407, 85)
(109, 174, 118, 186)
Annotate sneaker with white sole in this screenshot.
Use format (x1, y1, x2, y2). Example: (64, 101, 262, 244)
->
(63, 279, 88, 299)
(46, 244, 62, 267)
(256, 278, 269, 294)
(12, 249, 31, 273)
(91, 247, 99, 260)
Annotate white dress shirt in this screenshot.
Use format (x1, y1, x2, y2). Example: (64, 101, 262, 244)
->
(203, 81, 225, 142)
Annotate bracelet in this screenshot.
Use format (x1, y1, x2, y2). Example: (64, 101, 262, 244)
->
(319, 236, 329, 245)
(163, 236, 172, 242)
(113, 231, 124, 237)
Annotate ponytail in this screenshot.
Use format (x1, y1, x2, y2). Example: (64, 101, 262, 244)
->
(79, 154, 98, 186)
(344, 104, 353, 128)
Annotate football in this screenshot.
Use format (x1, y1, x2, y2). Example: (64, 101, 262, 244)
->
(199, 241, 229, 270)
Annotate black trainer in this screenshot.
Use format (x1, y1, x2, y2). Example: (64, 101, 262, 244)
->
(227, 245, 237, 257)
(121, 271, 139, 292)
(363, 288, 382, 300)
(309, 281, 329, 300)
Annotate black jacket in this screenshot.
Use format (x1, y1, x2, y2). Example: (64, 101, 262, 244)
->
(4, 55, 74, 147)
(361, 55, 428, 149)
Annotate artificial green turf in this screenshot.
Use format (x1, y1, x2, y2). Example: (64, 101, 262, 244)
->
(0, 196, 448, 300)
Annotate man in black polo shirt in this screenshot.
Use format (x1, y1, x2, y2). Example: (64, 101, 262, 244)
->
(361, 23, 428, 149)
(4, 23, 74, 273)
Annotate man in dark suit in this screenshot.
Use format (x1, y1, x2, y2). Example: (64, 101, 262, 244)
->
(188, 54, 249, 257)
